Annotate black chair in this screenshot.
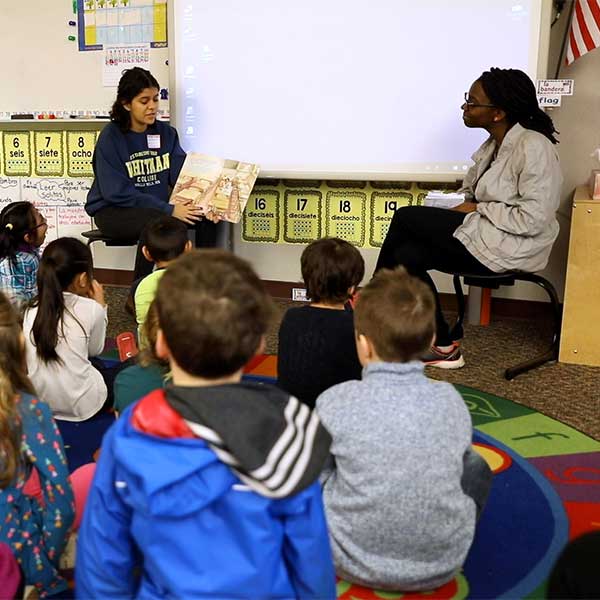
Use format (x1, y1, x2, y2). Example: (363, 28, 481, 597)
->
(450, 272, 561, 380)
(81, 228, 139, 248)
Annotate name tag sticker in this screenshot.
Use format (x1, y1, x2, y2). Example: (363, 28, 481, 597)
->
(147, 134, 161, 149)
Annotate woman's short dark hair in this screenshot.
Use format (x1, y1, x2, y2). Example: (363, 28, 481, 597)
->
(301, 237, 365, 304)
(110, 67, 160, 132)
(479, 67, 559, 144)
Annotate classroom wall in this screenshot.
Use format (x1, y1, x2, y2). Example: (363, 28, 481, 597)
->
(2, 1, 594, 302)
(235, 2, 596, 303)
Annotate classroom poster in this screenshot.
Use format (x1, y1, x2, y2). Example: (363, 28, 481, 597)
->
(242, 182, 455, 247)
(324, 191, 366, 247)
(283, 190, 322, 243)
(0, 130, 93, 243)
(78, 0, 168, 51)
(243, 190, 280, 243)
(369, 191, 413, 247)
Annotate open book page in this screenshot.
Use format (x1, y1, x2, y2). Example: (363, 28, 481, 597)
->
(170, 153, 260, 223)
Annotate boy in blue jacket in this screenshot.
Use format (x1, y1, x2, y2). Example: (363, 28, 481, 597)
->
(76, 250, 336, 599)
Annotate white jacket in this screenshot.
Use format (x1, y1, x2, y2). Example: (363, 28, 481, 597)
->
(454, 123, 562, 273)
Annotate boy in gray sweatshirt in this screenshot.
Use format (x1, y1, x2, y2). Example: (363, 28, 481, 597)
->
(316, 267, 492, 591)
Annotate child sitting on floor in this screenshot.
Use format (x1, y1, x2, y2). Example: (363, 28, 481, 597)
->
(22, 237, 113, 421)
(316, 267, 492, 591)
(77, 249, 336, 598)
(132, 215, 191, 344)
(277, 237, 364, 408)
(0, 201, 48, 309)
(113, 299, 169, 414)
(0, 291, 75, 597)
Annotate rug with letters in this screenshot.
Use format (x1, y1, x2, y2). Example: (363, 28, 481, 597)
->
(244, 355, 600, 600)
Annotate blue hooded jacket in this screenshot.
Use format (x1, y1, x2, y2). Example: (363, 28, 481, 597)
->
(76, 387, 336, 599)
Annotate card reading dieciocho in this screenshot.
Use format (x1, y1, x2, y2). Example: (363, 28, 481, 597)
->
(325, 191, 366, 246)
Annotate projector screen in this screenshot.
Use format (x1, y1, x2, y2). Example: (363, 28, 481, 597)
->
(170, 0, 551, 180)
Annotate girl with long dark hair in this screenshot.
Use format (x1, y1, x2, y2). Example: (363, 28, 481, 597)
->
(85, 67, 218, 283)
(22, 238, 109, 421)
(376, 68, 562, 368)
(0, 291, 75, 596)
(0, 201, 48, 308)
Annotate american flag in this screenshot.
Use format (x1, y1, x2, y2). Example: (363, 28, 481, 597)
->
(566, 0, 600, 64)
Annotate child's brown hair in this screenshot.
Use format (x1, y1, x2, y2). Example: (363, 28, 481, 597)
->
(155, 249, 275, 378)
(301, 237, 364, 304)
(143, 216, 190, 263)
(0, 292, 36, 488)
(354, 267, 435, 362)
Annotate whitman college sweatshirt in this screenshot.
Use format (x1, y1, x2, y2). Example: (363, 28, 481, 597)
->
(85, 120, 186, 216)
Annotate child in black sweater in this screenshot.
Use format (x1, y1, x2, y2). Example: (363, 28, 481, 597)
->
(277, 237, 364, 408)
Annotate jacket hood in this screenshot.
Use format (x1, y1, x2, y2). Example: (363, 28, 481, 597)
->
(111, 382, 331, 516)
(112, 395, 237, 518)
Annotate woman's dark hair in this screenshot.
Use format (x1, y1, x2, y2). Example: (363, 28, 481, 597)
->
(31, 238, 93, 363)
(301, 237, 365, 304)
(479, 68, 559, 144)
(110, 67, 160, 132)
(0, 202, 36, 264)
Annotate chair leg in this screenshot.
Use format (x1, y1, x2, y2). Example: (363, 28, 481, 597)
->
(504, 275, 562, 380)
(451, 274, 465, 341)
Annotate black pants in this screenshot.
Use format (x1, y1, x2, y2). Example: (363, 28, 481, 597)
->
(375, 205, 495, 346)
(94, 206, 219, 280)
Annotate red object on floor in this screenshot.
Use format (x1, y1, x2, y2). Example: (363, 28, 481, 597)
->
(116, 331, 139, 361)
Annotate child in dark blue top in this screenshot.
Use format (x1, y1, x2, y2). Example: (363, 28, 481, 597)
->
(85, 67, 218, 281)
(277, 237, 365, 408)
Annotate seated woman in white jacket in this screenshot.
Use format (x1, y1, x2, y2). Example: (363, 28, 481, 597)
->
(23, 237, 110, 421)
(375, 67, 562, 369)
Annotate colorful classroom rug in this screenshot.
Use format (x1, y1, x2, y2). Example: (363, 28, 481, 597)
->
(244, 355, 600, 600)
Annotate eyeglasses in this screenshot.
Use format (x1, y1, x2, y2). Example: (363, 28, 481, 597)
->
(30, 216, 47, 231)
(463, 92, 496, 109)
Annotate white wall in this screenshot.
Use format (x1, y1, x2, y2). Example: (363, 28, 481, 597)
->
(236, 2, 595, 303)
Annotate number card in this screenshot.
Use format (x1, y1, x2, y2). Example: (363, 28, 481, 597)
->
(283, 190, 322, 243)
(242, 190, 280, 243)
(3, 132, 32, 176)
(325, 191, 366, 246)
(34, 132, 64, 177)
(67, 131, 97, 177)
(369, 192, 413, 247)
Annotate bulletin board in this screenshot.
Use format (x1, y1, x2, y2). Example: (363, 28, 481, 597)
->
(0, 124, 102, 251)
(0, 0, 169, 116)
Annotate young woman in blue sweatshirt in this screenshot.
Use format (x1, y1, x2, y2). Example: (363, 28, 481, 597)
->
(86, 67, 218, 280)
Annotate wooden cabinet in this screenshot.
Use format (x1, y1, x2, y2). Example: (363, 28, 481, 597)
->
(559, 186, 600, 366)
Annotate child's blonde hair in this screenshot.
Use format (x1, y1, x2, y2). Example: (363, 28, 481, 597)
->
(0, 293, 36, 488)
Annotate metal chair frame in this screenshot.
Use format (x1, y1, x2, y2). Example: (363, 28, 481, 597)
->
(451, 272, 561, 380)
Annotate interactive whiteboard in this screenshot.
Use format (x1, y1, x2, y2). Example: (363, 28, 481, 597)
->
(170, 0, 551, 180)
